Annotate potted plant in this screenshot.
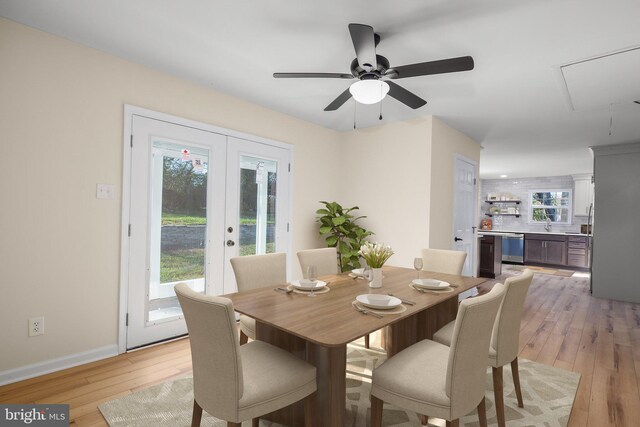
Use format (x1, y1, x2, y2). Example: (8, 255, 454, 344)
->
(316, 201, 373, 272)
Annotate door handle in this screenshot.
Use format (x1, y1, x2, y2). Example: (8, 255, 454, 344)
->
(454, 237, 463, 242)
(226, 240, 235, 247)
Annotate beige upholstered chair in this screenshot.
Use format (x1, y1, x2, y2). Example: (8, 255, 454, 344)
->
(432, 269, 534, 427)
(175, 283, 317, 427)
(421, 248, 467, 275)
(230, 253, 286, 345)
(297, 247, 339, 277)
(370, 283, 506, 427)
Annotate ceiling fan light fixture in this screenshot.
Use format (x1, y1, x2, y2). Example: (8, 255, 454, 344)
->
(349, 80, 389, 104)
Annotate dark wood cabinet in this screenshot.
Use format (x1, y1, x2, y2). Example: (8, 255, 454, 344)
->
(524, 239, 544, 263)
(567, 236, 590, 268)
(524, 234, 567, 266)
(479, 235, 502, 278)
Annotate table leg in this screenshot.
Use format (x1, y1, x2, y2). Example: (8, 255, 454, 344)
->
(385, 296, 459, 357)
(306, 342, 347, 427)
(255, 322, 347, 426)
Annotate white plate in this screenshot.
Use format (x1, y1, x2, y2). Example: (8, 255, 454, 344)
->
(352, 268, 365, 276)
(290, 279, 327, 291)
(356, 294, 401, 310)
(412, 279, 450, 290)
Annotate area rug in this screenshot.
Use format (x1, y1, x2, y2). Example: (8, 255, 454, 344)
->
(508, 265, 576, 277)
(99, 343, 580, 427)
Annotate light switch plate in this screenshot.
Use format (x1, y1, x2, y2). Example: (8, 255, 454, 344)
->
(96, 184, 115, 199)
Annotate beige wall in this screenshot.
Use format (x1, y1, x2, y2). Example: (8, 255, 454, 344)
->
(339, 118, 433, 268)
(0, 18, 342, 372)
(428, 117, 482, 249)
(0, 18, 480, 376)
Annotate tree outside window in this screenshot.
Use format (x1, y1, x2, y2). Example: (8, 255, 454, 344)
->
(529, 190, 572, 224)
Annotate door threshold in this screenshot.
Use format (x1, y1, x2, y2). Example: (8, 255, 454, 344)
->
(127, 334, 188, 352)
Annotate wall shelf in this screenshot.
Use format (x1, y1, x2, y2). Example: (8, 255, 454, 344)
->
(485, 200, 521, 205)
(485, 213, 521, 218)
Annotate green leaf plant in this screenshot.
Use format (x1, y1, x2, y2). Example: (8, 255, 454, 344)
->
(316, 201, 373, 272)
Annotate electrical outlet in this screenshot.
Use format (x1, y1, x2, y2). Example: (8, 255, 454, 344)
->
(29, 317, 44, 337)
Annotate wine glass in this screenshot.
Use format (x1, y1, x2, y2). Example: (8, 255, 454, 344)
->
(414, 257, 423, 280)
(307, 265, 318, 297)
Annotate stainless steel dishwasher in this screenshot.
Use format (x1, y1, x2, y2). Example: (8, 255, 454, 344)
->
(501, 233, 524, 264)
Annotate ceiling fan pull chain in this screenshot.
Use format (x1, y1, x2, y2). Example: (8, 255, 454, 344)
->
(609, 103, 613, 136)
(354, 99, 357, 129)
(379, 85, 383, 120)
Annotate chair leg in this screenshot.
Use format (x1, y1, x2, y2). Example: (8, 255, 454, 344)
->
(191, 400, 203, 427)
(370, 395, 384, 427)
(239, 330, 249, 345)
(492, 366, 506, 427)
(446, 420, 459, 427)
(303, 392, 316, 427)
(420, 414, 429, 425)
(511, 357, 524, 408)
(477, 396, 487, 427)
(365, 334, 370, 349)
(252, 418, 259, 427)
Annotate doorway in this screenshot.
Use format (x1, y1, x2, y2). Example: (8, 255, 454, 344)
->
(453, 155, 478, 297)
(122, 110, 291, 350)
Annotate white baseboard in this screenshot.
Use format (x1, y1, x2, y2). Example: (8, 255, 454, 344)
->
(0, 345, 119, 386)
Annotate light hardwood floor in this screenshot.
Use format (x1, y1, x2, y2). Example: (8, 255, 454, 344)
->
(1, 268, 639, 426)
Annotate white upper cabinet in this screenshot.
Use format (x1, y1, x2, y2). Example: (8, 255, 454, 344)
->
(573, 174, 594, 216)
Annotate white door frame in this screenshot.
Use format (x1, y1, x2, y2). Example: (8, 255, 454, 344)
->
(119, 105, 294, 354)
(452, 154, 479, 277)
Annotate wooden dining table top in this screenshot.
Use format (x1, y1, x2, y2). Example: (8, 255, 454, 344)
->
(224, 265, 487, 347)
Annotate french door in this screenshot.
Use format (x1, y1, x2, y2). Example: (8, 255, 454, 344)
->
(126, 115, 290, 349)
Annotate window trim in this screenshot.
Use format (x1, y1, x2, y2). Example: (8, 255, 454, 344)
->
(527, 189, 573, 224)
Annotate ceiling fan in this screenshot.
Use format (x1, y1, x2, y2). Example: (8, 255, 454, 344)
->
(274, 23, 474, 111)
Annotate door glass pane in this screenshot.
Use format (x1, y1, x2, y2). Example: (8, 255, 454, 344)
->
(238, 156, 277, 256)
(149, 140, 209, 323)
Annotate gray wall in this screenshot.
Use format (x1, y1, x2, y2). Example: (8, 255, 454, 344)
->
(480, 176, 586, 233)
(591, 143, 640, 303)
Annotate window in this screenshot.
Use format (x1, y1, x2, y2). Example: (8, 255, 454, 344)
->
(528, 189, 572, 224)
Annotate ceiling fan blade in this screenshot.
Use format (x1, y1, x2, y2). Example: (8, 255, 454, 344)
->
(324, 88, 352, 111)
(387, 56, 474, 79)
(348, 23, 377, 70)
(273, 72, 354, 79)
(386, 81, 427, 109)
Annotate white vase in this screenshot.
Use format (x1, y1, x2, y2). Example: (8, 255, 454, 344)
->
(368, 267, 383, 288)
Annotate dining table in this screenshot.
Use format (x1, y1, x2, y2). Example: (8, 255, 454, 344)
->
(224, 265, 487, 426)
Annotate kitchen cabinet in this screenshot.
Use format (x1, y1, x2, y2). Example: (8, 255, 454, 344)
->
(573, 174, 594, 216)
(479, 235, 502, 278)
(567, 235, 590, 268)
(524, 234, 567, 266)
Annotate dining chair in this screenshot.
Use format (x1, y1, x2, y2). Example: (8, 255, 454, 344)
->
(370, 283, 506, 427)
(298, 247, 375, 349)
(297, 247, 339, 277)
(421, 248, 467, 275)
(432, 269, 534, 427)
(230, 252, 286, 345)
(175, 283, 317, 427)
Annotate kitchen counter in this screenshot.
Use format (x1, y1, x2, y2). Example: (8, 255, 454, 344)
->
(478, 229, 589, 237)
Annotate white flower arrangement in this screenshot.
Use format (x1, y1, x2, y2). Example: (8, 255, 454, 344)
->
(359, 242, 394, 268)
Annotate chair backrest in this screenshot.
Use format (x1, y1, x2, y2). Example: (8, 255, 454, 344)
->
(175, 283, 242, 421)
(230, 252, 286, 292)
(446, 283, 505, 418)
(421, 248, 467, 275)
(491, 269, 534, 366)
(297, 247, 339, 278)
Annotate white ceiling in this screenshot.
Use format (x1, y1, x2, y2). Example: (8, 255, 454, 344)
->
(2, 0, 640, 178)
